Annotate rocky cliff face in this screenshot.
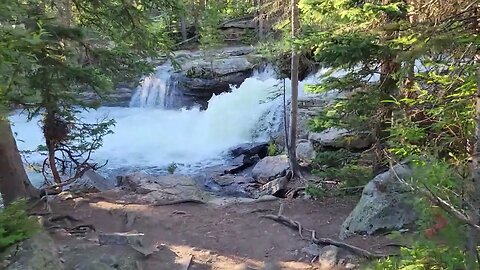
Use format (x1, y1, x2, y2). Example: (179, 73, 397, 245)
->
(89, 46, 265, 108)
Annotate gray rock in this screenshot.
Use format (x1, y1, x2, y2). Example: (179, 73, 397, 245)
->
(98, 233, 144, 246)
(309, 128, 373, 150)
(255, 172, 291, 197)
(169, 47, 264, 109)
(62, 247, 137, 270)
(296, 140, 315, 161)
(67, 170, 115, 194)
(339, 164, 417, 239)
(301, 243, 321, 257)
(252, 155, 289, 182)
(219, 17, 256, 29)
(3, 232, 63, 270)
(318, 245, 339, 269)
(118, 173, 209, 204)
(229, 142, 268, 158)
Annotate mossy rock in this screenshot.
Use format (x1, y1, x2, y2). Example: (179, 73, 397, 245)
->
(1, 232, 63, 270)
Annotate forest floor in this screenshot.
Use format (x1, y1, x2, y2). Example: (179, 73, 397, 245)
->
(43, 193, 396, 270)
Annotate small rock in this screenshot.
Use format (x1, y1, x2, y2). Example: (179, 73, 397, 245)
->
(301, 243, 321, 257)
(345, 263, 357, 269)
(318, 245, 339, 269)
(67, 169, 115, 194)
(98, 233, 144, 246)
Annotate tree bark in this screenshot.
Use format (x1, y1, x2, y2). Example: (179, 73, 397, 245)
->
(288, 0, 300, 177)
(180, 15, 188, 41)
(0, 119, 39, 205)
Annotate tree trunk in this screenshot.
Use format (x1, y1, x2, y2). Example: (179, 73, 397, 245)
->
(288, 0, 300, 177)
(257, 0, 265, 40)
(0, 119, 39, 205)
(44, 110, 62, 184)
(467, 5, 480, 268)
(180, 15, 188, 41)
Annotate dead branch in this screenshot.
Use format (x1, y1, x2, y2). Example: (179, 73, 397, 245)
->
(389, 163, 480, 233)
(261, 214, 395, 259)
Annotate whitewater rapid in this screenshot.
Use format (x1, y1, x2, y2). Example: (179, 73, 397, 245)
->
(11, 65, 320, 185)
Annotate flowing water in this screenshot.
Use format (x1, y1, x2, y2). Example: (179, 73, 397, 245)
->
(10, 63, 315, 186)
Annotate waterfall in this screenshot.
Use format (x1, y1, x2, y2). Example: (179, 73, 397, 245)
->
(11, 63, 314, 179)
(128, 64, 173, 108)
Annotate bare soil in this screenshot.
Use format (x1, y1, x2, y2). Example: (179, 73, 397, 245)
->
(43, 193, 396, 270)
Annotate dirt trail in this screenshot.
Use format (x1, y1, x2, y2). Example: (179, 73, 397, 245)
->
(47, 195, 393, 270)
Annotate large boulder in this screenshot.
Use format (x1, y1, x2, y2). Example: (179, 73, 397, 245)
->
(252, 155, 289, 183)
(2, 232, 63, 270)
(339, 164, 417, 239)
(118, 173, 210, 204)
(67, 170, 115, 194)
(296, 140, 315, 162)
(309, 128, 374, 150)
(168, 46, 264, 109)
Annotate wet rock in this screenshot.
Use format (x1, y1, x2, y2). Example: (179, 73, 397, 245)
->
(213, 175, 253, 186)
(339, 163, 416, 239)
(2, 232, 63, 270)
(296, 140, 315, 161)
(67, 170, 115, 194)
(252, 155, 289, 183)
(224, 154, 259, 174)
(309, 128, 373, 150)
(118, 173, 209, 204)
(318, 245, 339, 269)
(229, 142, 268, 159)
(171, 47, 264, 108)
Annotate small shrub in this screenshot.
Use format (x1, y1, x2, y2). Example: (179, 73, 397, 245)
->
(0, 200, 39, 251)
(267, 141, 281, 156)
(167, 162, 177, 174)
(312, 149, 372, 189)
(313, 149, 353, 168)
(305, 184, 325, 198)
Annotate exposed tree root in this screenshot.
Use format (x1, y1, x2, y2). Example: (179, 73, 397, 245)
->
(261, 214, 396, 259)
(152, 199, 207, 206)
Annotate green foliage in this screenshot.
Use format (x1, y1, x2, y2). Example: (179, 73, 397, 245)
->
(312, 149, 352, 167)
(1, 0, 177, 182)
(311, 149, 372, 190)
(370, 159, 471, 269)
(305, 184, 325, 198)
(167, 162, 177, 174)
(199, 2, 223, 70)
(372, 243, 466, 270)
(314, 164, 373, 188)
(0, 200, 39, 251)
(267, 141, 282, 156)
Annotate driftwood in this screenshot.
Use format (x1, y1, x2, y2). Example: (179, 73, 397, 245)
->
(261, 214, 395, 259)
